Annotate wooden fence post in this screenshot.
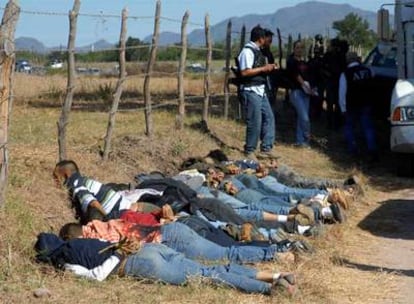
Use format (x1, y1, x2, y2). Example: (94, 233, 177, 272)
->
(176, 10, 189, 130)
(57, 0, 80, 161)
(202, 14, 212, 123)
(239, 24, 246, 52)
(0, 0, 19, 207)
(102, 8, 128, 161)
(236, 25, 246, 120)
(223, 20, 232, 120)
(143, 0, 161, 137)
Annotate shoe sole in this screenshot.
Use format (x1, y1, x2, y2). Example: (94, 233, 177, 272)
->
(275, 278, 297, 296)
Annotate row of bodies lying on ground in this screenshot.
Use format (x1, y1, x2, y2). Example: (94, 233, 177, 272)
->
(33, 151, 360, 297)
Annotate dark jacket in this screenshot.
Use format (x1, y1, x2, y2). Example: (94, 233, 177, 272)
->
(237, 45, 268, 87)
(35, 233, 118, 269)
(344, 64, 372, 111)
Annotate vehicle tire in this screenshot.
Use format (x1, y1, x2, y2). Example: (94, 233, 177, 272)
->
(395, 153, 414, 177)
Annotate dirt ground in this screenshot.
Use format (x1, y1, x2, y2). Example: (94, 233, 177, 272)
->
(1, 80, 414, 303)
(357, 188, 414, 304)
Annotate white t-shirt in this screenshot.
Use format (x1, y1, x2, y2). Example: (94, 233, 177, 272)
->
(237, 41, 266, 97)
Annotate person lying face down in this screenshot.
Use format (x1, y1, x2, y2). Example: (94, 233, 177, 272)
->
(53, 160, 163, 224)
(34, 233, 297, 296)
(58, 219, 302, 264)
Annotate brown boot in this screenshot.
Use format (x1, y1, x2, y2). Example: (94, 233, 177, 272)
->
(240, 223, 253, 242)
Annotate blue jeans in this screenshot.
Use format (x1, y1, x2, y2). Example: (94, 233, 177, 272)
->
(235, 189, 292, 215)
(344, 107, 377, 154)
(197, 186, 264, 222)
(235, 174, 292, 200)
(290, 89, 310, 145)
(241, 90, 275, 153)
(270, 164, 343, 190)
(259, 175, 327, 199)
(161, 222, 281, 263)
(124, 243, 271, 294)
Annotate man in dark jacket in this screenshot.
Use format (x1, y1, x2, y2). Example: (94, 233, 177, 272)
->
(34, 233, 297, 295)
(338, 52, 378, 163)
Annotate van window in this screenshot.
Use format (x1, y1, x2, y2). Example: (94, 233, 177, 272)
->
(366, 47, 397, 68)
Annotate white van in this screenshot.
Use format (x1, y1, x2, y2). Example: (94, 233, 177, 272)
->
(390, 79, 414, 153)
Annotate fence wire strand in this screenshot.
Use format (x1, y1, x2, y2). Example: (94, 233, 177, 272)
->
(6, 6, 239, 113)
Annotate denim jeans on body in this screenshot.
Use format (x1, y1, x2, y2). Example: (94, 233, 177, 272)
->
(290, 89, 310, 145)
(160, 222, 280, 263)
(269, 164, 343, 190)
(259, 175, 327, 199)
(235, 174, 292, 200)
(124, 243, 271, 294)
(235, 189, 292, 215)
(197, 186, 264, 222)
(241, 90, 275, 153)
(344, 106, 377, 154)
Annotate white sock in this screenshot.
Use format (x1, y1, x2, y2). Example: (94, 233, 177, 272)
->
(277, 215, 288, 222)
(297, 225, 310, 235)
(272, 273, 281, 282)
(322, 206, 333, 218)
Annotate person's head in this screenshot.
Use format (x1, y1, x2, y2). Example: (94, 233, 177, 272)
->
(338, 39, 349, 54)
(59, 222, 83, 240)
(250, 25, 266, 46)
(53, 160, 79, 187)
(293, 40, 304, 58)
(327, 38, 340, 52)
(263, 28, 274, 48)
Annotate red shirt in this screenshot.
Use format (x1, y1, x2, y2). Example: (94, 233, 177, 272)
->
(120, 210, 161, 226)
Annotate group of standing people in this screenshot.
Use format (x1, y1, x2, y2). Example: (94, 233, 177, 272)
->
(236, 25, 378, 163)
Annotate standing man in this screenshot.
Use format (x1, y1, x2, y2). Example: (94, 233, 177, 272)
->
(238, 25, 278, 160)
(323, 38, 348, 130)
(339, 52, 378, 163)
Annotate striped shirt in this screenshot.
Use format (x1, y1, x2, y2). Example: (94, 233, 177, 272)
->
(65, 172, 131, 214)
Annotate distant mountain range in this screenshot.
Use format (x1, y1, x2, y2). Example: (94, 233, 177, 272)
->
(15, 37, 115, 54)
(145, 1, 384, 45)
(16, 1, 387, 53)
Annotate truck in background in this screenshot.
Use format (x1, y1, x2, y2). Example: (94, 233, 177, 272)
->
(375, 1, 414, 175)
(389, 1, 414, 175)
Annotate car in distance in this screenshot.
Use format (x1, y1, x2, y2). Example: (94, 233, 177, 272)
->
(15, 59, 32, 73)
(49, 59, 63, 69)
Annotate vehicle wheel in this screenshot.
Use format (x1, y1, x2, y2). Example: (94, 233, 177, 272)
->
(395, 153, 414, 177)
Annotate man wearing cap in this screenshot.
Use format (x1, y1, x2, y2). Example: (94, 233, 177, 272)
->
(339, 52, 378, 163)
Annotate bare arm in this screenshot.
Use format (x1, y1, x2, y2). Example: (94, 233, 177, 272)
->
(240, 63, 278, 77)
(89, 200, 107, 217)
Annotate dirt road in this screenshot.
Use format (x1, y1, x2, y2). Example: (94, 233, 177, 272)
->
(356, 188, 414, 303)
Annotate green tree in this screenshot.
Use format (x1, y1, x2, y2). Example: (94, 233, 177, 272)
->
(333, 13, 377, 48)
(125, 36, 149, 61)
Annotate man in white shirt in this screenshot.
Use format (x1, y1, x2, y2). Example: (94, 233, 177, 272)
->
(237, 25, 279, 160)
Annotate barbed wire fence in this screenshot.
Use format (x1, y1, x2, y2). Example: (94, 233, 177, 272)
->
(2, 1, 309, 162)
(1, 0, 246, 161)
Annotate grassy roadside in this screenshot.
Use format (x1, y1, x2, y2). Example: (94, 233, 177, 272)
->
(0, 73, 403, 303)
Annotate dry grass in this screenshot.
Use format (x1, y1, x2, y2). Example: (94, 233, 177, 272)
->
(0, 71, 404, 303)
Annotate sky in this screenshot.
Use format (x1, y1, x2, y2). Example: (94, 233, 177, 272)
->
(0, 0, 387, 47)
